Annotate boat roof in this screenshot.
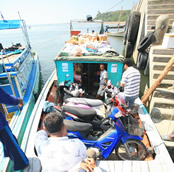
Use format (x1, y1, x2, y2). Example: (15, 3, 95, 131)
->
(0, 20, 22, 30)
(55, 54, 124, 63)
(70, 19, 103, 23)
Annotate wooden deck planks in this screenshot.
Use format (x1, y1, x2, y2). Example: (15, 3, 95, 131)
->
(132, 161, 141, 172)
(113, 161, 123, 172)
(148, 160, 164, 172)
(97, 161, 110, 172)
(122, 161, 131, 172)
(139, 161, 150, 172)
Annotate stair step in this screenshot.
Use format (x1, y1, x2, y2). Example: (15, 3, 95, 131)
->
(154, 83, 173, 88)
(153, 55, 172, 63)
(147, 14, 174, 20)
(152, 62, 174, 71)
(148, 4, 174, 9)
(153, 97, 174, 105)
(153, 71, 174, 80)
(151, 46, 174, 55)
(151, 79, 174, 86)
(152, 107, 174, 118)
(147, 19, 174, 25)
(154, 120, 174, 147)
(147, 9, 174, 15)
(148, 0, 174, 5)
(153, 89, 174, 99)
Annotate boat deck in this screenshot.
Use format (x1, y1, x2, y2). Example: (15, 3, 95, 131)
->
(20, 71, 174, 172)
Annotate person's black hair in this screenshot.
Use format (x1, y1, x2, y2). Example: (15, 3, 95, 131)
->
(123, 58, 133, 67)
(44, 111, 63, 134)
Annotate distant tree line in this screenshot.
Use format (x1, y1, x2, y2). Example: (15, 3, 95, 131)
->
(94, 10, 131, 21)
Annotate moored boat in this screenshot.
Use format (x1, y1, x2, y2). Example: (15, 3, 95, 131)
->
(106, 31, 124, 37)
(21, 19, 173, 171)
(0, 19, 40, 170)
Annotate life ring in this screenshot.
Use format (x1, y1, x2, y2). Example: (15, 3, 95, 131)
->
(127, 11, 141, 44)
(123, 16, 130, 45)
(137, 32, 155, 52)
(144, 57, 149, 75)
(136, 51, 148, 70)
(125, 41, 133, 58)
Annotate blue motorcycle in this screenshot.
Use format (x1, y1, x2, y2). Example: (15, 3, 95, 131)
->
(64, 107, 148, 160)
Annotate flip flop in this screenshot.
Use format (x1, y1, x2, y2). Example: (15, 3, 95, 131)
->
(162, 135, 174, 142)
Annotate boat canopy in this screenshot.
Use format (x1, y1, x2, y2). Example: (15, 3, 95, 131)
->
(55, 55, 124, 62)
(0, 20, 21, 30)
(70, 19, 104, 34)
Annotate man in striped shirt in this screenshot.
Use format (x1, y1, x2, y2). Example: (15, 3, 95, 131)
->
(120, 59, 140, 109)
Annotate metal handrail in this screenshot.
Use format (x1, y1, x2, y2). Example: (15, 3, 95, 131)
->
(1, 49, 21, 113)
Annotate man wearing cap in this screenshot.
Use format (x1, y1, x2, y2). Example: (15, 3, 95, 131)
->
(120, 59, 140, 109)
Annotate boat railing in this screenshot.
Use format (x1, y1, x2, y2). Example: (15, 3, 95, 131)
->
(0, 49, 21, 115)
(1, 46, 30, 72)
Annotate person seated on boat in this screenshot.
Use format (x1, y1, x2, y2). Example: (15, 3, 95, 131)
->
(104, 26, 108, 33)
(120, 59, 140, 109)
(73, 63, 82, 85)
(0, 88, 29, 171)
(96, 64, 107, 100)
(34, 111, 97, 172)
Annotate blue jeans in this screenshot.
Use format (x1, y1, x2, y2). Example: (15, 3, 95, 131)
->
(125, 95, 138, 109)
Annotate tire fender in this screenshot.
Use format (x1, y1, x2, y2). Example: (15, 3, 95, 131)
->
(127, 11, 141, 44)
(123, 16, 130, 45)
(136, 52, 148, 70)
(137, 32, 155, 52)
(125, 41, 133, 58)
(144, 57, 149, 75)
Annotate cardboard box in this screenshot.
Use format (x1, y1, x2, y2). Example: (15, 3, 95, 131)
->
(162, 33, 174, 48)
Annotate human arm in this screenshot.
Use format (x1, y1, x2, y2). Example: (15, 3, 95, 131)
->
(0, 88, 23, 106)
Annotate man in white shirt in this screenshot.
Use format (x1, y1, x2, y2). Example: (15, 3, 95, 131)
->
(120, 59, 140, 109)
(35, 111, 96, 172)
(96, 64, 107, 100)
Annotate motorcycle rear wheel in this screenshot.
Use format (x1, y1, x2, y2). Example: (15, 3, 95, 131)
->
(115, 139, 148, 160)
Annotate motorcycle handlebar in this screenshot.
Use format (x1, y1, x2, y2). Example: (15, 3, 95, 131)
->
(64, 88, 74, 97)
(65, 80, 71, 84)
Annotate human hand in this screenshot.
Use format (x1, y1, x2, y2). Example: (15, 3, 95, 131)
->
(18, 98, 23, 107)
(85, 158, 96, 169)
(102, 85, 106, 90)
(80, 161, 94, 172)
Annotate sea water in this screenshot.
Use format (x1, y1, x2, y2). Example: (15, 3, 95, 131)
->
(0, 23, 124, 88)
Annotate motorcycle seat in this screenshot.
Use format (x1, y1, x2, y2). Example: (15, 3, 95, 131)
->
(62, 106, 96, 121)
(66, 97, 103, 107)
(64, 119, 92, 138)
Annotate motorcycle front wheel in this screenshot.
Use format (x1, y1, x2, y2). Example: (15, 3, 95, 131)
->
(115, 139, 148, 160)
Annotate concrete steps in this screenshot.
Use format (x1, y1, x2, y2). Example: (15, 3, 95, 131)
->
(149, 45, 174, 127)
(147, 14, 174, 21)
(148, 4, 174, 9)
(148, 0, 174, 5)
(154, 120, 174, 147)
(146, 0, 174, 34)
(152, 62, 174, 71)
(151, 46, 174, 55)
(150, 95, 174, 120)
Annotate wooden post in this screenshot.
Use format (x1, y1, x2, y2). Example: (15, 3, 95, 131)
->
(141, 56, 174, 105)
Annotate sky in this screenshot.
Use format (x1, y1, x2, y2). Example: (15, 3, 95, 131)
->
(0, 0, 139, 25)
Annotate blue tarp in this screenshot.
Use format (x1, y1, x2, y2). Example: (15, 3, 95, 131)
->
(0, 20, 21, 30)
